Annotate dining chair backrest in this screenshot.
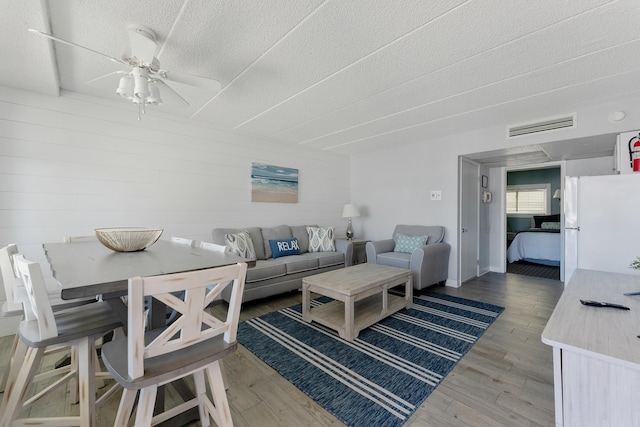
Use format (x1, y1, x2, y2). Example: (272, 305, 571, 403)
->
(198, 241, 228, 253)
(13, 254, 58, 340)
(170, 236, 195, 247)
(0, 244, 21, 313)
(126, 262, 247, 380)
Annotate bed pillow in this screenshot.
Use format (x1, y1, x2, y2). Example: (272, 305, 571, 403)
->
(224, 231, 256, 259)
(394, 233, 428, 254)
(268, 238, 301, 258)
(541, 222, 560, 230)
(532, 214, 560, 229)
(306, 226, 336, 252)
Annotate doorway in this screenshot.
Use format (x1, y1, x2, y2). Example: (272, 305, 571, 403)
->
(503, 163, 564, 281)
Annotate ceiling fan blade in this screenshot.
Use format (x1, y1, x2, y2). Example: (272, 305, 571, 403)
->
(127, 25, 157, 65)
(28, 29, 126, 66)
(157, 69, 221, 92)
(153, 79, 190, 107)
(86, 70, 128, 85)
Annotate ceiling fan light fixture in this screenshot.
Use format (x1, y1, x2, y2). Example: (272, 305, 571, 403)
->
(133, 77, 149, 100)
(28, 26, 219, 116)
(116, 75, 134, 99)
(132, 66, 150, 100)
(147, 81, 162, 105)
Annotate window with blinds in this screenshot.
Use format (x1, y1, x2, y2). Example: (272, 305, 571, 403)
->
(506, 184, 550, 215)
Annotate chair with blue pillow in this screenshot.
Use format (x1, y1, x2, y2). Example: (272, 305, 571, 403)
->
(366, 225, 450, 291)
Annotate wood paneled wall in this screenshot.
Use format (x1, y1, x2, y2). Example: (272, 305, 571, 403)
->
(0, 87, 350, 295)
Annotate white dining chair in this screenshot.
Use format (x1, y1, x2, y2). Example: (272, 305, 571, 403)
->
(197, 240, 233, 389)
(101, 262, 247, 427)
(162, 237, 197, 325)
(0, 244, 98, 394)
(198, 241, 228, 253)
(171, 236, 195, 247)
(0, 255, 123, 427)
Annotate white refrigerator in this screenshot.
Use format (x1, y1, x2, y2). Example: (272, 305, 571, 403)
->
(564, 173, 640, 282)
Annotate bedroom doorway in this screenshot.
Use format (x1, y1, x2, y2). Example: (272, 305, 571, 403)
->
(504, 164, 563, 281)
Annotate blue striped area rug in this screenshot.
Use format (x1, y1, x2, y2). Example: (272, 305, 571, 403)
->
(237, 291, 504, 427)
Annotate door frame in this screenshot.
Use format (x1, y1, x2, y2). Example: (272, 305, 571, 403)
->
(500, 160, 566, 277)
(458, 156, 480, 286)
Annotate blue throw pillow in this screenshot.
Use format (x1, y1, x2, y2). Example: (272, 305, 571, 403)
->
(269, 238, 301, 258)
(393, 233, 428, 254)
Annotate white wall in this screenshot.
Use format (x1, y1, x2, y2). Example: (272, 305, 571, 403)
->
(352, 93, 640, 285)
(565, 156, 615, 177)
(0, 87, 351, 335)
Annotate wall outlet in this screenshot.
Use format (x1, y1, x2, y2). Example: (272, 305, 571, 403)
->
(430, 190, 442, 201)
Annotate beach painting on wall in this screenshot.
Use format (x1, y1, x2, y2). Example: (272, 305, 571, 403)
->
(251, 163, 299, 203)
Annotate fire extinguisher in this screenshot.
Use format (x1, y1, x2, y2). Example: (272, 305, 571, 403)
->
(629, 133, 640, 172)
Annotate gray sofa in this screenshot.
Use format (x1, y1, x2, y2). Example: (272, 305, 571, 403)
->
(213, 225, 353, 302)
(366, 225, 450, 291)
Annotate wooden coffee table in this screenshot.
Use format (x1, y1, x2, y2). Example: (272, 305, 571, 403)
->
(302, 263, 413, 341)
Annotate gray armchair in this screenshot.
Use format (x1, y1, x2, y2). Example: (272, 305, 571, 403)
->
(366, 225, 450, 291)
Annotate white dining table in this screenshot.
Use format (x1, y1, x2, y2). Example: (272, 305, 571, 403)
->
(42, 238, 251, 425)
(44, 239, 252, 327)
(44, 238, 251, 298)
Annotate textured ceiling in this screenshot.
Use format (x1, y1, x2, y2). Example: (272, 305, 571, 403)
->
(1, 0, 639, 157)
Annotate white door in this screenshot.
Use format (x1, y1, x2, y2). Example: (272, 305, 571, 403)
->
(459, 157, 479, 283)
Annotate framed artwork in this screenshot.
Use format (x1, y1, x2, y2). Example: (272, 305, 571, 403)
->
(251, 163, 298, 203)
(481, 175, 488, 188)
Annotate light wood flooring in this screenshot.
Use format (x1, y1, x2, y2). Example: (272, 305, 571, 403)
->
(0, 272, 563, 426)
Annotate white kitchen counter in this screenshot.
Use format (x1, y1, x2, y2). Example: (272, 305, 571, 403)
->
(542, 268, 640, 426)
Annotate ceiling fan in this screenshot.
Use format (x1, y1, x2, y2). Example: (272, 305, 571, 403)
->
(28, 24, 221, 119)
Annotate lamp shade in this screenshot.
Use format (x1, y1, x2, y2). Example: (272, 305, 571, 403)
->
(147, 81, 163, 105)
(116, 75, 134, 99)
(553, 189, 561, 199)
(342, 204, 360, 218)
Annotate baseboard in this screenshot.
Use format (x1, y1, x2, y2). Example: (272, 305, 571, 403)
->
(478, 267, 491, 276)
(444, 279, 460, 288)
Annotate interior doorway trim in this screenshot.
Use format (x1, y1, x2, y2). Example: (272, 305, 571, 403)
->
(458, 156, 480, 287)
(501, 160, 566, 278)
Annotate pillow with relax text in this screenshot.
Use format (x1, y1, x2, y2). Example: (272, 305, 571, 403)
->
(394, 233, 428, 254)
(268, 238, 301, 259)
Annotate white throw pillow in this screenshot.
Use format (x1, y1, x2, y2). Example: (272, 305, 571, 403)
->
(306, 226, 336, 252)
(225, 231, 256, 259)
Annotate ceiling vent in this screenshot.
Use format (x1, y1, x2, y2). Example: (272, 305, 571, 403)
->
(507, 114, 576, 138)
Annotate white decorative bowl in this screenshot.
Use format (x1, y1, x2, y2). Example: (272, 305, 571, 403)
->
(94, 227, 163, 252)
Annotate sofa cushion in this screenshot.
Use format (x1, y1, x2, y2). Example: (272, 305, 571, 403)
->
(245, 260, 287, 283)
(314, 251, 345, 268)
(214, 227, 265, 260)
(269, 238, 301, 259)
(393, 233, 428, 254)
(291, 225, 316, 254)
(376, 252, 411, 269)
(284, 253, 319, 274)
(307, 226, 336, 252)
(225, 231, 256, 259)
(262, 225, 293, 259)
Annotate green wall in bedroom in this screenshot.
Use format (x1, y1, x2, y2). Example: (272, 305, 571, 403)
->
(507, 167, 561, 232)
